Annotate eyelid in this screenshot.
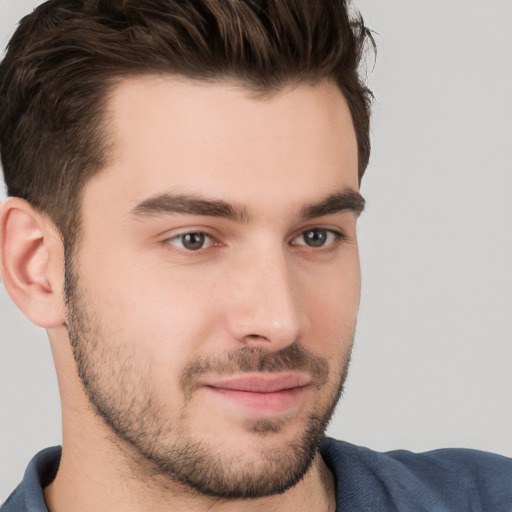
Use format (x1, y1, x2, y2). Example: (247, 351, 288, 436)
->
(158, 224, 218, 242)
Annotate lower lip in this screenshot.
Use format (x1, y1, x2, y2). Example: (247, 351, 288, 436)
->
(205, 386, 307, 413)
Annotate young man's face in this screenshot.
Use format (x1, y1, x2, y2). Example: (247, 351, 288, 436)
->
(65, 77, 362, 497)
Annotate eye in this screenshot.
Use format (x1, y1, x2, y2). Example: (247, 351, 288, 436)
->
(166, 232, 214, 251)
(292, 228, 342, 248)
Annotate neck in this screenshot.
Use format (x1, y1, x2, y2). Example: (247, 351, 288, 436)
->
(44, 436, 335, 512)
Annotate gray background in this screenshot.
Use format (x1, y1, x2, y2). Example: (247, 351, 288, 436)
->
(1, 0, 511, 503)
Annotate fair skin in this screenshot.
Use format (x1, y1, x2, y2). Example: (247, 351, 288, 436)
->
(0, 77, 361, 511)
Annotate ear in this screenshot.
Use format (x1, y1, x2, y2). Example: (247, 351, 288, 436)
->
(0, 197, 66, 328)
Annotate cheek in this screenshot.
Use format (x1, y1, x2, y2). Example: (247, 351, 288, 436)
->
(300, 260, 360, 353)
(77, 251, 223, 380)
(118, 279, 221, 367)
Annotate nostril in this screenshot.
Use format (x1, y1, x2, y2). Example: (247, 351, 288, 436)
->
(244, 334, 271, 343)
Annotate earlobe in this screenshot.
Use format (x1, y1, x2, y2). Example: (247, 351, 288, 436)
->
(0, 197, 66, 328)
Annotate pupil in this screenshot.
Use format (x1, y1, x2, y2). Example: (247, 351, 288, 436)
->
(305, 229, 327, 247)
(183, 233, 205, 250)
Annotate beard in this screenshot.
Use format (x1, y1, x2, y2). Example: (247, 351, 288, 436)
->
(64, 256, 353, 499)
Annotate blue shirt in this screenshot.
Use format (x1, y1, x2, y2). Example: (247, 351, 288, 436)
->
(2, 438, 511, 511)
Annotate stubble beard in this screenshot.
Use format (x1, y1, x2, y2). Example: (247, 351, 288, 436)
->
(64, 256, 353, 499)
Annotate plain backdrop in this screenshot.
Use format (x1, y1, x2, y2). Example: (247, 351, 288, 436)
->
(1, 0, 511, 503)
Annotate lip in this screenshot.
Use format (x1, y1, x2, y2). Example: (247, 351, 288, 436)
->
(201, 373, 311, 413)
(205, 373, 312, 392)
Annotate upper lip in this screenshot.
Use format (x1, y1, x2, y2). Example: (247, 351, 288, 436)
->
(203, 373, 312, 393)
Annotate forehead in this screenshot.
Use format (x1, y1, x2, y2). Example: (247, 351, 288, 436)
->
(86, 76, 358, 215)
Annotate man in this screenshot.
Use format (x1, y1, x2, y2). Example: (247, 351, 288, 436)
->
(0, 1, 510, 511)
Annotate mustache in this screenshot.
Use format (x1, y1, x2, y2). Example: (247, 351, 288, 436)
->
(180, 343, 329, 399)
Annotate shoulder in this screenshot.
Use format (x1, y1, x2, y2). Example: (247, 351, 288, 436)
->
(320, 437, 512, 512)
(1, 447, 61, 512)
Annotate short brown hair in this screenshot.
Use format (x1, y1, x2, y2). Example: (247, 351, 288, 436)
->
(0, 0, 374, 247)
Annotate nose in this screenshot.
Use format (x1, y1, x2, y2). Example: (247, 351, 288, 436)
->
(224, 245, 308, 350)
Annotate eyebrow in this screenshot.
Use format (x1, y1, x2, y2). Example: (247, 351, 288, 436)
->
(131, 189, 365, 222)
(300, 190, 365, 219)
(131, 193, 250, 222)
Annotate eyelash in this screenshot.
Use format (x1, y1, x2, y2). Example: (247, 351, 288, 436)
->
(163, 228, 346, 254)
(165, 231, 217, 252)
(291, 228, 345, 250)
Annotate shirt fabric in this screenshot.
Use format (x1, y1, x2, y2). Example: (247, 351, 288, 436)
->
(2, 438, 511, 511)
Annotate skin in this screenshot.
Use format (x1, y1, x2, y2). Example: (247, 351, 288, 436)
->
(0, 77, 361, 511)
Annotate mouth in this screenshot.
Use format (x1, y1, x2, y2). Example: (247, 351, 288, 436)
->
(202, 373, 312, 413)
